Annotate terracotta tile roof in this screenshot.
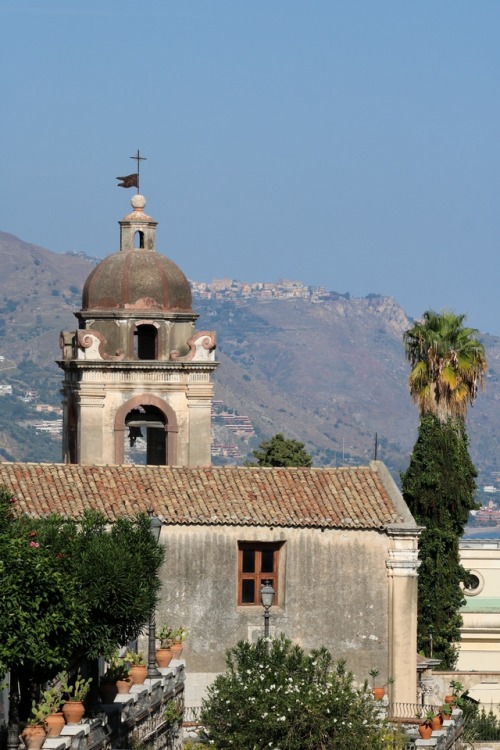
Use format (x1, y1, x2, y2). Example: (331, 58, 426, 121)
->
(0, 462, 410, 529)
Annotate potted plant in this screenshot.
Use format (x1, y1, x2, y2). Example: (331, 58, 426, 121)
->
(21, 702, 49, 750)
(99, 654, 132, 701)
(171, 627, 188, 659)
(125, 649, 147, 685)
(444, 679, 464, 705)
(157, 624, 174, 668)
(368, 669, 393, 701)
(418, 710, 435, 740)
(40, 681, 65, 737)
(60, 672, 92, 725)
(440, 703, 452, 722)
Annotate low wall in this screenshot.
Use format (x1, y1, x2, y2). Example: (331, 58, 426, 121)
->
(29, 663, 185, 750)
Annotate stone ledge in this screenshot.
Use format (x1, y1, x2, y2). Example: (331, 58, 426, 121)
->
(36, 663, 185, 750)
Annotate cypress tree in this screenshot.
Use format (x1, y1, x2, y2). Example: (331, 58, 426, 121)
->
(401, 413, 478, 667)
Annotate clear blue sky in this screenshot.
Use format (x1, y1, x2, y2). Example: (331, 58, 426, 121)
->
(2, 1, 500, 334)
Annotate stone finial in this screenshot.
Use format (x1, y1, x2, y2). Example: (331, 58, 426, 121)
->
(130, 194, 146, 212)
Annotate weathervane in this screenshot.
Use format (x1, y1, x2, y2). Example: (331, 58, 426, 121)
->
(116, 149, 147, 193)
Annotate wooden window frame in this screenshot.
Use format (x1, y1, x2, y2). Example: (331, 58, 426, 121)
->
(238, 542, 281, 606)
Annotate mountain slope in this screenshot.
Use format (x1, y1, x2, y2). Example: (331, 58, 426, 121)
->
(0, 230, 498, 490)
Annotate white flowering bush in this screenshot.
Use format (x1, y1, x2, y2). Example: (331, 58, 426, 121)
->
(200, 636, 387, 750)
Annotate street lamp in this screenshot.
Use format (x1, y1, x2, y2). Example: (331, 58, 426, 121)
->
(147, 508, 162, 679)
(260, 580, 275, 638)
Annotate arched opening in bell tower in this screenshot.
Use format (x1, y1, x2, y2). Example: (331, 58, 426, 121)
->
(125, 405, 166, 465)
(115, 395, 178, 466)
(134, 230, 145, 249)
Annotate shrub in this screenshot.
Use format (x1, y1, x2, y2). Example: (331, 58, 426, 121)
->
(200, 636, 387, 750)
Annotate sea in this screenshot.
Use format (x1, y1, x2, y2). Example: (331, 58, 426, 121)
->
(464, 527, 500, 540)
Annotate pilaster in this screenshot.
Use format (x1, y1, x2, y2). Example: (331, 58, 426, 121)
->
(386, 525, 422, 705)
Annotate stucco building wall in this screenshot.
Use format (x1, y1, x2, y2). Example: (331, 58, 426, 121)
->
(458, 540, 500, 671)
(155, 522, 418, 706)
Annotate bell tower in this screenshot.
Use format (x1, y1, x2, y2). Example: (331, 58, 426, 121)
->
(58, 194, 218, 467)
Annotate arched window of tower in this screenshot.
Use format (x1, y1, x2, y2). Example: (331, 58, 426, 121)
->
(134, 230, 145, 249)
(125, 406, 167, 465)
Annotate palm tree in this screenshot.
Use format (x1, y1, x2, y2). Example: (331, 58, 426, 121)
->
(403, 310, 487, 422)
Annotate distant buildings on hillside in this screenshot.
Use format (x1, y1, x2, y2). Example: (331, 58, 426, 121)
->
(190, 278, 343, 302)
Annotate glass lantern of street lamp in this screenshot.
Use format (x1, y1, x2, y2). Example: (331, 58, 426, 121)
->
(260, 581, 275, 610)
(148, 509, 162, 543)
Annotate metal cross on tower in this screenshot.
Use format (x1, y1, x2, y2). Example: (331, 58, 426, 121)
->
(117, 150, 147, 191)
(130, 149, 147, 193)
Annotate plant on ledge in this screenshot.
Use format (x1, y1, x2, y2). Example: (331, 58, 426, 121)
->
(125, 650, 145, 666)
(100, 655, 132, 685)
(157, 624, 174, 649)
(59, 672, 92, 702)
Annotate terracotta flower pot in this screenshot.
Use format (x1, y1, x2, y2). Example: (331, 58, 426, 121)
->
(156, 647, 172, 668)
(129, 664, 147, 685)
(418, 723, 433, 740)
(444, 695, 455, 705)
(372, 687, 385, 701)
(116, 678, 132, 694)
(44, 712, 65, 737)
(62, 700, 85, 725)
(171, 642, 183, 659)
(22, 725, 46, 750)
(431, 714, 442, 731)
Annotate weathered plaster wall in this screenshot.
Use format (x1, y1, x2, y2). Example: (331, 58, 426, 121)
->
(155, 524, 393, 703)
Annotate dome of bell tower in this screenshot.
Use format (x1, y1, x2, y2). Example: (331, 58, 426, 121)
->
(81, 195, 192, 312)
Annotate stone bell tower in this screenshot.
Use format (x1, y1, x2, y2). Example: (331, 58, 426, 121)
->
(58, 194, 218, 467)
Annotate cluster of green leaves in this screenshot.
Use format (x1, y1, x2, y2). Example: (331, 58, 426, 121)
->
(163, 698, 184, 728)
(401, 414, 478, 667)
(200, 636, 387, 750)
(403, 310, 486, 421)
(0, 488, 164, 686)
(247, 433, 313, 468)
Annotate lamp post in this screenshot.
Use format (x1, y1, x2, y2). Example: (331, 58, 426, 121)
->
(260, 580, 275, 638)
(147, 508, 162, 679)
(6, 668, 20, 750)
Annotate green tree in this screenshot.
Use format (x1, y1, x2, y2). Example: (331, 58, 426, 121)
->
(0, 489, 164, 722)
(402, 414, 478, 665)
(0, 491, 88, 682)
(403, 310, 486, 423)
(32, 509, 165, 660)
(248, 433, 313, 467)
(200, 636, 387, 750)
(401, 310, 486, 668)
